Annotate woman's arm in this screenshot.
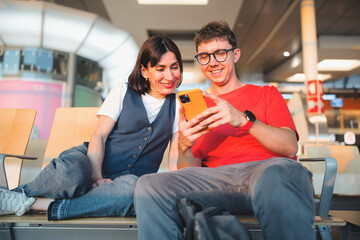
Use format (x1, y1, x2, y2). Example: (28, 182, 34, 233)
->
(87, 115, 116, 186)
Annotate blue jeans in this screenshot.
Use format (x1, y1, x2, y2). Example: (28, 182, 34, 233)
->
(15, 144, 138, 220)
(134, 158, 315, 240)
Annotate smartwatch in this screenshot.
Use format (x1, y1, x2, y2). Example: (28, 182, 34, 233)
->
(241, 110, 256, 131)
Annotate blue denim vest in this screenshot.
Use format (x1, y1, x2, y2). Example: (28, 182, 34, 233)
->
(102, 87, 175, 177)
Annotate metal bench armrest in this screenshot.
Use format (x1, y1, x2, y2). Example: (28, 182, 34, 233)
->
(0, 153, 37, 190)
(299, 157, 337, 217)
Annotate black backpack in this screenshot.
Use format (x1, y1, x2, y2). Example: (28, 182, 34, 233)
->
(177, 198, 252, 240)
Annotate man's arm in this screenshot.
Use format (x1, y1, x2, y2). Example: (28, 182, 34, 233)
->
(249, 122, 298, 158)
(198, 92, 298, 158)
(87, 115, 116, 187)
(168, 133, 179, 171)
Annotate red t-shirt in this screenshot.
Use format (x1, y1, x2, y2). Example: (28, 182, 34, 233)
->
(192, 84, 298, 168)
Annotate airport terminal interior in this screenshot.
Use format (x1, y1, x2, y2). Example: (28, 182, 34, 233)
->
(0, 0, 360, 239)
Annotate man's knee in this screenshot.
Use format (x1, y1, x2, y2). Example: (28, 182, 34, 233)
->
(134, 174, 158, 211)
(135, 173, 159, 195)
(252, 159, 314, 211)
(135, 172, 174, 202)
(256, 159, 308, 185)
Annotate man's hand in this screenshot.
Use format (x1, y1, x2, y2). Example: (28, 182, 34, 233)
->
(178, 106, 209, 152)
(176, 106, 205, 168)
(92, 178, 113, 188)
(197, 92, 247, 129)
(178, 91, 248, 153)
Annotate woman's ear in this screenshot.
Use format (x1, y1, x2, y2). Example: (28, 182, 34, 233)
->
(141, 64, 148, 79)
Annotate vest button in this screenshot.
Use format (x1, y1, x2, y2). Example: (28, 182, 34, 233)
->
(147, 126, 152, 131)
(132, 154, 137, 159)
(138, 145, 143, 150)
(128, 163, 132, 168)
(144, 137, 148, 141)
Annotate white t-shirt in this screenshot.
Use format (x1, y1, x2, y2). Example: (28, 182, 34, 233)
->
(97, 82, 179, 134)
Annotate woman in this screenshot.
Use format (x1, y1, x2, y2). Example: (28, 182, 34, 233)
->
(0, 35, 182, 220)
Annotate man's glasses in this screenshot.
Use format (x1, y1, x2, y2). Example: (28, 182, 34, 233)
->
(195, 48, 236, 65)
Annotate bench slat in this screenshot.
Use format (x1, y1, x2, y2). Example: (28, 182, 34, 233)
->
(236, 215, 346, 226)
(0, 214, 137, 225)
(0, 214, 346, 227)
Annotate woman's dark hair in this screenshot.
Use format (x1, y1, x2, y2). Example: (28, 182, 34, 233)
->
(194, 21, 237, 52)
(128, 35, 183, 95)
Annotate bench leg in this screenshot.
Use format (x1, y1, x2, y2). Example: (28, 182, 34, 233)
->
(318, 225, 332, 240)
(0, 223, 12, 240)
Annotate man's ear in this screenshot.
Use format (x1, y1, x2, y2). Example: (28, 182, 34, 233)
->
(234, 48, 241, 63)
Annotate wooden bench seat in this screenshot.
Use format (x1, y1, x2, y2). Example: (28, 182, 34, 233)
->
(0, 213, 346, 240)
(0, 213, 346, 226)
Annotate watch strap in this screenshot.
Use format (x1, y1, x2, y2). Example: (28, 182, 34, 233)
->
(240, 110, 256, 131)
(240, 118, 254, 131)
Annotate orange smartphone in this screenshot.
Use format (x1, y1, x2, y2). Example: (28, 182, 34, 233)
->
(177, 89, 208, 121)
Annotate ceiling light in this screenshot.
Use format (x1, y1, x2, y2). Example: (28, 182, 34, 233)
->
(287, 73, 332, 82)
(317, 59, 360, 71)
(290, 55, 301, 68)
(283, 51, 290, 57)
(137, 0, 208, 5)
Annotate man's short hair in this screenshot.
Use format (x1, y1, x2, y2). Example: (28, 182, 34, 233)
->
(194, 21, 237, 52)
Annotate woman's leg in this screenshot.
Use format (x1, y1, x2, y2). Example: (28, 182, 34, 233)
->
(1, 144, 93, 217)
(19, 144, 93, 199)
(47, 174, 138, 220)
(30, 198, 53, 212)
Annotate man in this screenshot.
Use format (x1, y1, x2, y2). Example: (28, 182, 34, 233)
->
(134, 21, 315, 240)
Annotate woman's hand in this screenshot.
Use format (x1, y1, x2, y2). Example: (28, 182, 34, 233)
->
(92, 178, 113, 188)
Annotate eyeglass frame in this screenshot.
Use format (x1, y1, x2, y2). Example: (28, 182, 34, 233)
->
(194, 47, 236, 65)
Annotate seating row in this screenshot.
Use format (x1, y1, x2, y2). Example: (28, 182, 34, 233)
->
(0, 108, 347, 240)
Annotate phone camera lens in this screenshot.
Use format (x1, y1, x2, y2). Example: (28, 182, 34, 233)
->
(180, 94, 190, 103)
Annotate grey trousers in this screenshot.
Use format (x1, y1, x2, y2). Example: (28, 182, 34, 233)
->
(134, 158, 315, 240)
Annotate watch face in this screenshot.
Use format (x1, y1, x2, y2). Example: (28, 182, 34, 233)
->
(244, 110, 256, 122)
